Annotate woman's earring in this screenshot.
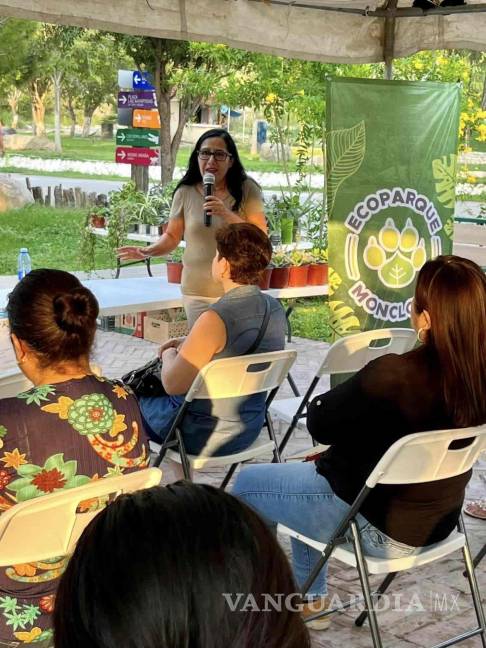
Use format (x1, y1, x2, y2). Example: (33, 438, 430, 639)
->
(417, 327, 426, 344)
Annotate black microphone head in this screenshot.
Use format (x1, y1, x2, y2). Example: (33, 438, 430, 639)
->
(203, 172, 215, 186)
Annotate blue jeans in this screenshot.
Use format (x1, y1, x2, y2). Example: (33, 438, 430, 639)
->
(232, 462, 420, 598)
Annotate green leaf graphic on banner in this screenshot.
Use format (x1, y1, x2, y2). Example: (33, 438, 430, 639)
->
(432, 154, 457, 209)
(444, 217, 454, 240)
(380, 252, 416, 288)
(328, 267, 342, 296)
(329, 300, 360, 341)
(327, 120, 366, 214)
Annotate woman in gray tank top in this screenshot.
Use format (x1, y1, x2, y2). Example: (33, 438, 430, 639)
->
(139, 223, 286, 456)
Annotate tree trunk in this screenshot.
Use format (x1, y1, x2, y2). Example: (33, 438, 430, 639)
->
(482, 71, 486, 110)
(82, 109, 95, 137)
(7, 87, 21, 130)
(66, 95, 77, 137)
(31, 81, 47, 136)
(52, 70, 63, 153)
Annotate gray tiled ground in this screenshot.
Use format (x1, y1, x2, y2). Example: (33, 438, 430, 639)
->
(0, 329, 484, 647)
(91, 331, 486, 648)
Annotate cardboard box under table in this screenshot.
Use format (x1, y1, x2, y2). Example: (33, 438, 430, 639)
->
(144, 309, 189, 344)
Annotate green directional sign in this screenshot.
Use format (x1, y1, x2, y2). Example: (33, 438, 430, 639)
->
(116, 128, 159, 147)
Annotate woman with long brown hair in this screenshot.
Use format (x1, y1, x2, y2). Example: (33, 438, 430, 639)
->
(233, 255, 486, 630)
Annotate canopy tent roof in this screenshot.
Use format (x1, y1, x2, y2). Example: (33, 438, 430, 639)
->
(0, 0, 485, 65)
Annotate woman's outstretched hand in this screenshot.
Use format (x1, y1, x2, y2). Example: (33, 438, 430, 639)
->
(117, 246, 149, 261)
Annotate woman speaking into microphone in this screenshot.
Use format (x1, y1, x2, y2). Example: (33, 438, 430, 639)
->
(117, 129, 266, 328)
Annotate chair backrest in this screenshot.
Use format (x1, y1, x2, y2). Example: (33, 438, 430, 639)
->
(366, 425, 486, 488)
(318, 328, 416, 377)
(0, 369, 32, 399)
(185, 350, 297, 402)
(0, 467, 162, 566)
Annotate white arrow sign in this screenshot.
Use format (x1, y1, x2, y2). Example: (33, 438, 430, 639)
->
(133, 73, 142, 85)
(147, 133, 159, 144)
(149, 152, 160, 164)
(134, 113, 142, 123)
(118, 131, 126, 143)
(119, 95, 127, 105)
(117, 150, 126, 160)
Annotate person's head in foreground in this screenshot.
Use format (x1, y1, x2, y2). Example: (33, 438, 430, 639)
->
(412, 254, 486, 427)
(54, 482, 310, 648)
(7, 269, 99, 383)
(212, 222, 272, 288)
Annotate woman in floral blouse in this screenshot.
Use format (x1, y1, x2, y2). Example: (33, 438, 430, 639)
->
(0, 269, 149, 647)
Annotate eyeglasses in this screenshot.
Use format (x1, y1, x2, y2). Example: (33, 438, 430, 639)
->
(197, 149, 232, 162)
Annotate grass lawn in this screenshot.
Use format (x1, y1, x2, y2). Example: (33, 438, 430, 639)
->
(0, 205, 113, 274)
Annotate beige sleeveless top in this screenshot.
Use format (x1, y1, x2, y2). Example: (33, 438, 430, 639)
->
(169, 178, 264, 297)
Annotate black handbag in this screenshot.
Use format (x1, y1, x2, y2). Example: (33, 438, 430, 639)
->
(122, 357, 165, 397)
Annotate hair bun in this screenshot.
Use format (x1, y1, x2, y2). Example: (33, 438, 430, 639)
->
(53, 288, 97, 334)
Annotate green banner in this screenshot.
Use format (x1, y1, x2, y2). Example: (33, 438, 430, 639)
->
(327, 78, 460, 340)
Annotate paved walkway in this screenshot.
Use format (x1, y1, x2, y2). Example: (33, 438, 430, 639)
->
(0, 328, 484, 646)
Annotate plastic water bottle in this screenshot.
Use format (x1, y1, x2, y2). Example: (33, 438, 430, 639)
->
(17, 248, 32, 280)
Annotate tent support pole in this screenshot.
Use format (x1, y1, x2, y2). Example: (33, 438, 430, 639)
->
(384, 0, 398, 80)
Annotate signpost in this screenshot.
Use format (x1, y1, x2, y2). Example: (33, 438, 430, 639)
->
(132, 109, 160, 129)
(118, 90, 157, 109)
(115, 146, 160, 166)
(133, 71, 155, 90)
(117, 69, 160, 191)
(116, 128, 159, 147)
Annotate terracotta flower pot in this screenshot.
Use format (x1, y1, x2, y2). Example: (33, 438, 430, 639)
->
(257, 267, 273, 290)
(269, 266, 290, 289)
(167, 261, 183, 283)
(307, 263, 328, 285)
(288, 264, 309, 287)
(90, 215, 105, 228)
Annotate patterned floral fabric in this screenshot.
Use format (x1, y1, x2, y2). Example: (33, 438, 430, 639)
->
(0, 376, 149, 645)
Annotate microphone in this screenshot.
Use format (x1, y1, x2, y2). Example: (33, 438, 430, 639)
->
(203, 172, 215, 227)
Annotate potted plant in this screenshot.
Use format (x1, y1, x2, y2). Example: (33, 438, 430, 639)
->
(141, 182, 178, 236)
(257, 265, 273, 290)
(308, 247, 328, 285)
(166, 246, 183, 283)
(288, 250, 312, 287)
(265, 195, 282, 246)
(269, 252, 291, 289)
(89, 205, 109, 229)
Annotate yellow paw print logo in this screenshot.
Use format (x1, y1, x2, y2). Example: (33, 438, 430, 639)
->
(364, 218, 426, 288)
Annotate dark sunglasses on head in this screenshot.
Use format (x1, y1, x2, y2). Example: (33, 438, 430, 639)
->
(198, 149, 232, 161)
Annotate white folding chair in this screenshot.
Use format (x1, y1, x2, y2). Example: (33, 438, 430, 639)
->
(271, 328, 417, 456)
(279, 425, 486, 648)
(0, 467, 162, 566)
(152, 350, 297, 488)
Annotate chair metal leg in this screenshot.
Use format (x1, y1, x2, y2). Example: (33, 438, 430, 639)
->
(459, 517, 486, 647)
(287, 372, 300, 397)
(355, 572, 398, 627)
(266, 412, 282, 463)
(285, 304, 294, 343)
(350, 520, 383, 648)
(278, 376, 320, 456)
(473, 542, 486, 569)
(175, 429, 192, 480)
(220, 463, 239, 490)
